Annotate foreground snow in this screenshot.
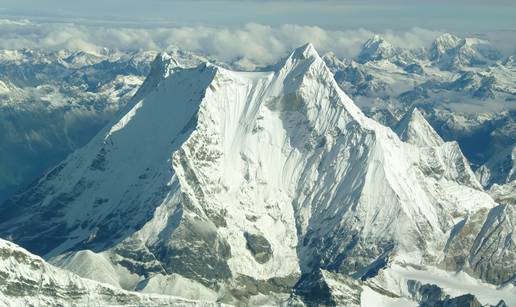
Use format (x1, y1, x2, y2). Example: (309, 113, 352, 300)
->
(0, 239, 223, 307)
(360, 286, 416, 307)
(372, 263, 515, 306)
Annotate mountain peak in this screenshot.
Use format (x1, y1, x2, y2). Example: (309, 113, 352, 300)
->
(431, 33, 462, 60)
(369, 34, 387, 44)
(290, 42, 319, 60)
(395, 107, 444, 147)
(153, 52, 180, 77)
(358, 34, 396, 63)
(411, 106, 422, 116)
(434, 33, 461, 47)
(273, 43, 324, 74)
(130, 52, 180, 101)
(430, 33, 501, 69)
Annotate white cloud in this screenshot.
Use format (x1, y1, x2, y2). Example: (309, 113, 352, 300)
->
(0, 18, 30, 26)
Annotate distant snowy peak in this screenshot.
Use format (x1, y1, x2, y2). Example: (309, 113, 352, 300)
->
(354, 32, 504, 70)
(62, 50, 107, 68)
(431, 33, 462, 59)
(0, 48, 114, 68)
(322, 51, 349, 72)
(357, 35, 398, 63)
(395, 107, 444, 147)
(430, 33, 502, 69)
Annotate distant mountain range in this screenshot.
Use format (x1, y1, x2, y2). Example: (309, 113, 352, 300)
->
(323, 33, 515, 184)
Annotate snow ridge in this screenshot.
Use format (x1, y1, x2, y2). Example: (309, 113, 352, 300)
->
(395, 107, 444, 147)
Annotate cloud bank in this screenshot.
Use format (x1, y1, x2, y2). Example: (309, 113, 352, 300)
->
(0, 19, 447, 64)
(0, 18, 514, 66)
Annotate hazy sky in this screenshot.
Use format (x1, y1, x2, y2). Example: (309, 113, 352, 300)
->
(1, 0, 515, 32)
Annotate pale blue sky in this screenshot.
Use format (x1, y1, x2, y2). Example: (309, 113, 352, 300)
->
(1, 0, 515, 32)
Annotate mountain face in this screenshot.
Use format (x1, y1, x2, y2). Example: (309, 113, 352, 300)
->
(0, 44, 510, 305)
(441, 202, 515, 285)
(2, 32, 513, 207)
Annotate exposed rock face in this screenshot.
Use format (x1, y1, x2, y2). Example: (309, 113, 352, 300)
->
(244, 232, 273, 264)
(442, 203, 516, 285)
(408, 280, 506, 307)
(293, 269, 362, 307)
(408, 281, 449, 307)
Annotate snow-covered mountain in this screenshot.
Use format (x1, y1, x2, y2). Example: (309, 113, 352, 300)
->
(0, 44, 512, 306)
(357, 35, 399, 64)
(3, 238, 510, 307)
